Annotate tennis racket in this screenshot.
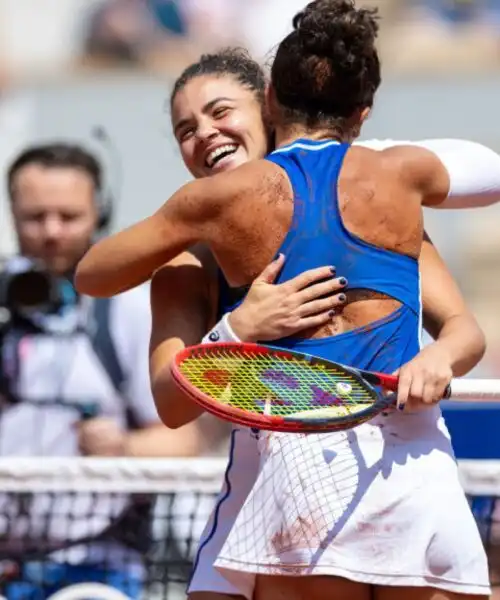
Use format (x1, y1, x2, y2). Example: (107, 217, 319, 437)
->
(171, 342, 500, 433)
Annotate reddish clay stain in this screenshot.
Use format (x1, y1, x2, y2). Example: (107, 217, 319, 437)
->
(271, 512, 329, 555)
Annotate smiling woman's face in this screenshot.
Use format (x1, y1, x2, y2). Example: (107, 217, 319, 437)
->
(171, 74, 268, 179)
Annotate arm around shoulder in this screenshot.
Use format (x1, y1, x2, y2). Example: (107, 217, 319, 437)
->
(75, 176, 227, 298)
(380, 139, 500, 209)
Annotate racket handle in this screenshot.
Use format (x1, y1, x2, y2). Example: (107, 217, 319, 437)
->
(445, 379, 500, 401)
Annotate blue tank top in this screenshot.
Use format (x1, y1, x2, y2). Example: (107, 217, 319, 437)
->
(218, 138, 422, 374)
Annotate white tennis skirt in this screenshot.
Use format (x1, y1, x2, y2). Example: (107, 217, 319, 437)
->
(214, 407, 490, 597)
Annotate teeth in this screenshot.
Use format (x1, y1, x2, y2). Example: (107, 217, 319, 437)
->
(206, 144, 238, 168)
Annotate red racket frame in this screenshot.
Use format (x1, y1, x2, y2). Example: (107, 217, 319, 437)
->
(171, 342, 403, 433)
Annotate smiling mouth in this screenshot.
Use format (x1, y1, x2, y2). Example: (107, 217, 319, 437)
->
(205, 144, 239, 169)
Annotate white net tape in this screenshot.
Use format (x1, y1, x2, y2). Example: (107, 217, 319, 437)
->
(0, 458, 226, 493)
(0, 457, 493, 494)
(458, 460, 500, 496)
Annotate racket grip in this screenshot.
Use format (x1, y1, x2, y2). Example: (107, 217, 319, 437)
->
(446, 379, 500, 401)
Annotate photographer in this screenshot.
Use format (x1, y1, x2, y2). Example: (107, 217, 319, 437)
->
(0, 143, 203, 599)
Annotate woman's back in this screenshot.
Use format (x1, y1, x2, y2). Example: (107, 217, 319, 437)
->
(208, 137, 434, 345)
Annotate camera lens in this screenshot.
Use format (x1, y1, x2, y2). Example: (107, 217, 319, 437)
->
(7, 270, 53, 311)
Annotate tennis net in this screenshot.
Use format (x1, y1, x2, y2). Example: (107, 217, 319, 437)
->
(0, 457, 497, 600)
(0, 458, 224, 600)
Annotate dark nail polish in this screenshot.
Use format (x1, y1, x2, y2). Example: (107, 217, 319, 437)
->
(398, 403, 405, 412)
(339, 277, 347, 286)
(338, 293, 347, 303)
(328, 310, 336, 317)
(330, 266, 336, 274)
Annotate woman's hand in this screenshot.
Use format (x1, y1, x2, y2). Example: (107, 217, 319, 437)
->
(395, 342, 453, 410)
(228, 254, 348, 342)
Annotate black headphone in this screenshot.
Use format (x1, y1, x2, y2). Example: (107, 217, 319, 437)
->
(91, 126, 122, 235)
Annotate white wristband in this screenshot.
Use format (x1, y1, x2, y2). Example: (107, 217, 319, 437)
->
(202, 313, 241, 344)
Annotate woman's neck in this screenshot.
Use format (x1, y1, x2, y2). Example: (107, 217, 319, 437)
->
(274, 125, 347, 149)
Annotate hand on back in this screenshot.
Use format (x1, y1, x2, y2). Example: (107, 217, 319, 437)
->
(228, 253, 348, 342)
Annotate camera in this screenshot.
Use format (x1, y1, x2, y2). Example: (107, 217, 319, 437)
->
(0, 259, 101, 417)
(0, 256, 64, 328)
(0, 256, 72, 402)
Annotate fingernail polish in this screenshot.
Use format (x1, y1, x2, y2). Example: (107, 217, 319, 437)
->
(398, 403, 406, 412)
(275, 253, 284, 261)
(328, 310, 336, 317)
(338, 293, 347, 303)
(339, 277, 347, 286)
(330, 266, 336, 274)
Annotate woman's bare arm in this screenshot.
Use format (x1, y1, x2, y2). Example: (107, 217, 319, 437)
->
(74, 170, 239, 298)
(149, 250, 213, 429)
(420, 233, 485, 375)
(395, 233, 486, 408)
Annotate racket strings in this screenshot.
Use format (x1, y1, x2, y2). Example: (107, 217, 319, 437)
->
(178, 347, 376, 418)
(220, 431, 361, 574)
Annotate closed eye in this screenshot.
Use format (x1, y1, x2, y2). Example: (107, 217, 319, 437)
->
(178, 126, 195, 142)
(213, 106, 231, 119)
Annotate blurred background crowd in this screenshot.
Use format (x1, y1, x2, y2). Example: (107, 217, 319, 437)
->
(0, 1, 499, 599)
(1, 0, 500, 76)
